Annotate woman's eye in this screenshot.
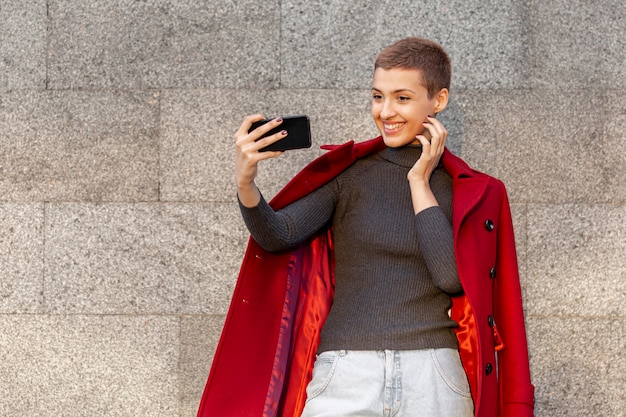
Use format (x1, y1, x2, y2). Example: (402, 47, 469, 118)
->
(372, 94, 383, 100)
(398, 96, 410, 102)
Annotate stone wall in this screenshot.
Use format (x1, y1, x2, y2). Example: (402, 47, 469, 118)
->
(0, 1, 624, 416)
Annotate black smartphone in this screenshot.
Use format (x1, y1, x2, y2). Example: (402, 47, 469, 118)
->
(249, 115, 312, 152)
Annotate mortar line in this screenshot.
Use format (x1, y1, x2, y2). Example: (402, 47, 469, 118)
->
(158, 90, 163, 203)
(45, 1, 50, 89)
(278, 0, 283, 89)
(41, 202, 47, 313)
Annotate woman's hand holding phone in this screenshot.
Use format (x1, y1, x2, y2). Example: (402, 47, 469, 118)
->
(234, 114, 286, 207)
(235, 114, 311, 207)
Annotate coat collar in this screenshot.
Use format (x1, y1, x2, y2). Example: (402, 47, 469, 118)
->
(441, 149, 490, 232)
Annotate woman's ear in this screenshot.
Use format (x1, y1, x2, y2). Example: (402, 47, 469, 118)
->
(433, 88, 449, 114)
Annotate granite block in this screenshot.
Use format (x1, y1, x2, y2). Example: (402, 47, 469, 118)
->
(160, 88, 379, 202)
(454, 90, 500, 176)
(281, 0, 529, 89)
(44, 203, 248, 314)
(0, 203, 44, 313)
(0, 90, 159, 202)
(179, 314, 226, 417)
(525, 204, 626, 317)
(604, 90, 626, 202)
(47, 0, 280, 89)
(456, 89, 608, 203)
(0, 0, 46, 89)
(529, 0, 626, 89)
(0, 315, 179, 417)
(436, 96, 464, 157)
(527, 317, 625, 417)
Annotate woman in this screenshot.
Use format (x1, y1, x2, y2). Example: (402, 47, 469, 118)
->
(197, 37, 534, 417)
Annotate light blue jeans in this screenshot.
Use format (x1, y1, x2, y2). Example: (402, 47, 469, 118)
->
(300, 349, 474, 417)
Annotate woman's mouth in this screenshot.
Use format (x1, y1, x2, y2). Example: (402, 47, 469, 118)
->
(383, 122, 405, 133)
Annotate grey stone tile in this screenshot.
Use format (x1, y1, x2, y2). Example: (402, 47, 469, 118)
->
(435, 96, 464, 157)
(281, 0, 529, 89)
(47, 0, 280, 89)
(179, 314, 226, 417)
(604, 90, 626, 202)
(456, 90, 608, 203)
(529, 0, 626, 89)
(0, 90, 159, 202)
(0, 204, 44, 313)
(0, 0, 46, 89)
(525, 204, 626, 317)
(527, 317, 625, 417)
(0, 314, 179, 417)
(454, 90, 500, 176)
(160, 88, 379, 202)
(44, 203, 248, 314)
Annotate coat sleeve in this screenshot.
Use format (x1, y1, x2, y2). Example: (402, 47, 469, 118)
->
(494, 181, 535, 415)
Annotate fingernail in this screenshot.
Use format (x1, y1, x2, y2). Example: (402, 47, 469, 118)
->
(276, 117, 283, 122)
(280, 130, 288, 135)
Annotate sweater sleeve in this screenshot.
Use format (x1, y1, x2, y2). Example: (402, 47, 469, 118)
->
(414, 206, 462, 294)
(238, 180, 338, 252)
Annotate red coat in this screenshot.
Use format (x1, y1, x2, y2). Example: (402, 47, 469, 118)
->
(197, 137, 534, 417)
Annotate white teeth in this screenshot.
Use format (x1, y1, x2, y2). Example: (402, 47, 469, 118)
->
(384, 123, 403, 130)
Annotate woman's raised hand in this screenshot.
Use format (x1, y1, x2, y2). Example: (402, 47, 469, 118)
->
(408, 116, 448, 184)
(234, 114, 286, 207)
(407, 116, 448, 214)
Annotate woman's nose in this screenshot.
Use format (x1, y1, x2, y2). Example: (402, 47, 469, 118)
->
(380, 101, 396, 118)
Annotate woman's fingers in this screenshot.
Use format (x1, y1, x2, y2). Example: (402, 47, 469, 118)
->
(408, 117, 449, 182)
(235, 115, 287, 153)
(235, 114, 287, 186)
(422, 117, 447, 155)
(234, 114, 266, 139)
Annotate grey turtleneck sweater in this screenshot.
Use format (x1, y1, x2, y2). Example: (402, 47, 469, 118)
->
(239, 145, 461, 352)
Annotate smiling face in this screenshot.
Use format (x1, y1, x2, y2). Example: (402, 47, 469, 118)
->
(371, 67, 443, 147)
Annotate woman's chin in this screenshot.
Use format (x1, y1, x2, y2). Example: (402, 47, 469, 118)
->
(382, 134, 415, 148)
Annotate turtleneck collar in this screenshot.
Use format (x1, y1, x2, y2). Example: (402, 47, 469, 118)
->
(379, 145, 424, 168)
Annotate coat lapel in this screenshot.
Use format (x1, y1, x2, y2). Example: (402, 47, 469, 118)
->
(441, 149, 490, 232)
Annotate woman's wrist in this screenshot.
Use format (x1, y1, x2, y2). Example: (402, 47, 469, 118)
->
(237, 182, 261, 208)
(409, 179, 439, 214)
